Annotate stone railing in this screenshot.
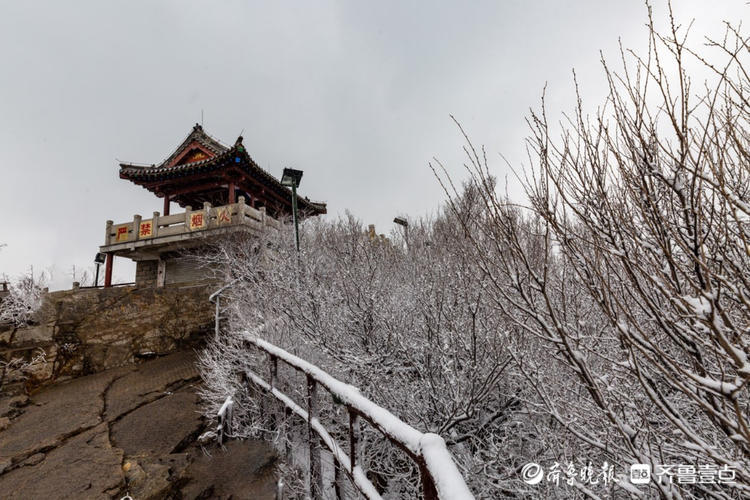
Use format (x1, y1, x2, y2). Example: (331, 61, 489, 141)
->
(103, 196, 281, 247)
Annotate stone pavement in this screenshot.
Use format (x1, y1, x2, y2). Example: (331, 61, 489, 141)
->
(0, 351, 278, 499)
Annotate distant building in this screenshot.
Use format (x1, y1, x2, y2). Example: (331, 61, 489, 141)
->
(99, 124, 326, 287)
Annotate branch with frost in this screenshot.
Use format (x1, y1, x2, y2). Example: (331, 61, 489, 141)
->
(0, 271, 46, 327)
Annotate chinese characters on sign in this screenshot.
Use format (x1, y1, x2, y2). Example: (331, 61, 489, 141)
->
(217, 207, 231, 225)
(189, 212, 206, 230)
(139, 220, 153, 238)
(115, 225, 129, 242)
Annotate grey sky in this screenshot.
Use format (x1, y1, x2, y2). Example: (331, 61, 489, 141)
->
(0, 1, 746, 289)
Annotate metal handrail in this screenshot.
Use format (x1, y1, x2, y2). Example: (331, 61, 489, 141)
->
(241, 335, 474, 500)
(217, 395, 234, 445)
(209, 283, 474, 499)
(209, 279, 239, 339)
(208, 280, 237, 303)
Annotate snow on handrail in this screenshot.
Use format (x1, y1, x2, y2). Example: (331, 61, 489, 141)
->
(244, 369, 383, 499)
(209, 279, 239, 302)
(243, 333, 474, 500)
(216, 395, 233, 445)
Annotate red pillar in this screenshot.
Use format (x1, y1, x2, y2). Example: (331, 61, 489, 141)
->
(104, 253, 113, 288)
(228, 182, 236, 204)
(163, 195, 170, 216)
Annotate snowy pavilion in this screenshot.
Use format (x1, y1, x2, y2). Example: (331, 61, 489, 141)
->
(99, 124, 326, 287)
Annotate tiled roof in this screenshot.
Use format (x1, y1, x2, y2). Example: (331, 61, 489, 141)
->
(120, 145, 237, 180)
(159, 124, 228, 167)
(119, 127, 326, 215)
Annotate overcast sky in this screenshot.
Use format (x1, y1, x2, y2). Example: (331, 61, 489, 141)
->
(1, 1, 746, 290)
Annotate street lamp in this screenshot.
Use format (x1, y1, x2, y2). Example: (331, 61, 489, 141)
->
(94, 252, 107, 287)
(281, 168, 304, 252)
(393, 216, 409, 250)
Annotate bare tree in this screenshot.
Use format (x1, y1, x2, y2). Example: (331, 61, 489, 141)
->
(0, 270, 46, 327)
(199, 209, 532, 498)
(434, 6, 750, 498)
(1, 264, 49, 391)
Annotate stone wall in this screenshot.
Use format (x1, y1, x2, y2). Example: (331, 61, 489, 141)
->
(166, 258, 213, 285)
(135, 260, 158, 287)
(0, 281, 216, 394)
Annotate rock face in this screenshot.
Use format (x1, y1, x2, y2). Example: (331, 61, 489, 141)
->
(111, 390, 204, 457)
(0, 351, 278, 499)
(0, 424, 124, 499)
(0, 283, 214, 393)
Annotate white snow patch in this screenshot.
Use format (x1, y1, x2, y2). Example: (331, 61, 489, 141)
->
(682, 294, 712, 318)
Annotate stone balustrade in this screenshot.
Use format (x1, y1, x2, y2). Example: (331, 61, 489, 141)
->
(103, 196, 280, 248)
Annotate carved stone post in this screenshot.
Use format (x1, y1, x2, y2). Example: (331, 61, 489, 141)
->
(203, 201, 212, 228)
(238, 196, 246, 224)
(105, 220, 113, 245)
(152, 211, 160, 237)
(185, 205, 192, 229)
(133, 214, 142, 241)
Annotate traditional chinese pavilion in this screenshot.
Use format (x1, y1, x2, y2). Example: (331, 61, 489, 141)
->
(99, 124, 326, 287)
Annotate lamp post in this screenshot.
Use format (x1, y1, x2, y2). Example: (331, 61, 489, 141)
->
(393, 216, 409, 250)
(281, 168, 304, 252)
(94, 252, 107, 287)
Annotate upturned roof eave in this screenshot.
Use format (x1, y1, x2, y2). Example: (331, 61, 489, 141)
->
(119, 147, 327, 215)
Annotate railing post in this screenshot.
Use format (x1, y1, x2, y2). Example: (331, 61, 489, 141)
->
(276, 479, 284, 500)
(226, 398, 233, 436)
(348, 409, 358, 472)
(203, 201, 212, 228)
(152, 211, 160, 237)
(217, 396, 234, 446)
(307, 375, 322, 498)
(334, 456, 342, 500)
(238, 195, 246, 224)
(133, 214, 142, 241)
(217, 414, 223, 445)
(269, 355, 278, 389)
(185, 205, 192, 229)
(214, 295, 220, 340)
(268, 354, 279, 431)
(105, 220, 113, 245)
